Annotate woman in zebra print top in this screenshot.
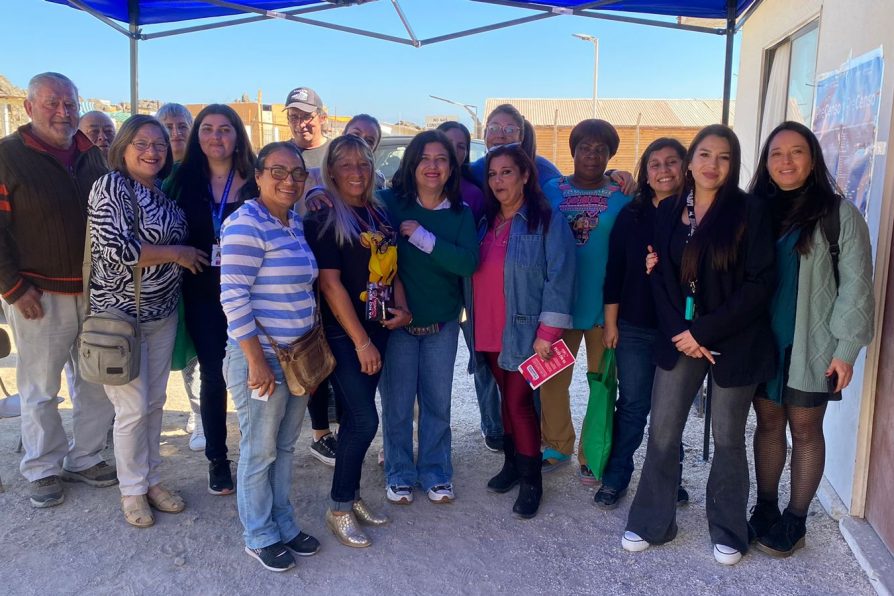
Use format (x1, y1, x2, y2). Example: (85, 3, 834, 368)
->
(87, 114, 208, 529)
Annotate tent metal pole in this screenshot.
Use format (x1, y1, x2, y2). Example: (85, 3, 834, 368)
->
(721, 0, 735, 125)
(420, 12, 556, 46)
(199, 0, 415, 45)
(129, 0, 139, 116)
(66, 0, 131, 36)
(575, 10, 722, 34)
(390, 0, 420, 48)
(142, 5, 339, 40)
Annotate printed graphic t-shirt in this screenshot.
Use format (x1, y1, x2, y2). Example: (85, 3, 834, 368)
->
(543, 176, 631, 329)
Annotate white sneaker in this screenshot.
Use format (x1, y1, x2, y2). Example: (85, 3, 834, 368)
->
(427, 483, 455, 504)
(713, 544, 742, 565)
(386, 485, 413, 504)
(186, 412, 196, 434)
(621, 531, 650, 552)
(189, 419, 206, 452)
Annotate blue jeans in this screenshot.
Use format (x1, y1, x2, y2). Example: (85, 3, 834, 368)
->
(224, 342, 308, 550)
(601, 321, 658, 491)
(460, 319, 503, 440)
(327, 325, 389, 511)
(381, 320, 459, 490)
(626, 355, 755, 553)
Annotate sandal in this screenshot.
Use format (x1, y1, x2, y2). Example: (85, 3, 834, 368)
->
(147, 484, 185, 513)
(121, 495, 154, 528)
(542, 448, 571, 474)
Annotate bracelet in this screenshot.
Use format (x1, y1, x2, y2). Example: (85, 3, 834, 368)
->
(355, 338, 371, 352)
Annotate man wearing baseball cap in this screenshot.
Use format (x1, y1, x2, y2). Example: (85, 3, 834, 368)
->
(284, 87, 330, 169)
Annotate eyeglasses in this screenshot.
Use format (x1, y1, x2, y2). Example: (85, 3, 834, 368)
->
(485, 124, 520, 137)
(287, 112, 318, 125)
(263, 166, 309, 182)
(131, 140, 168, 153)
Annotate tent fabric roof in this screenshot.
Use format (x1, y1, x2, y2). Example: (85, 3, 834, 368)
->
(48, 0, 758, 27)
(485, 97, 735, 127)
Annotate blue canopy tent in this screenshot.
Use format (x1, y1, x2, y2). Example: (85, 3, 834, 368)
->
(49, 0, 761, 122)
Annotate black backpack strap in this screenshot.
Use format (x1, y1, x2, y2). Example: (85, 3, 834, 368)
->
(822, 199, 842, 291)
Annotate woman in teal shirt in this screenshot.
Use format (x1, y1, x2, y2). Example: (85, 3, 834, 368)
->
(539, 119, 631, 481)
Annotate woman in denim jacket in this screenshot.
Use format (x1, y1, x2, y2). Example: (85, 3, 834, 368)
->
(470, 144, 576, 518)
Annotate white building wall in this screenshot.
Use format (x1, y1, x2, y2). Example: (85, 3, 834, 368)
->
(735, 0, 894, 512)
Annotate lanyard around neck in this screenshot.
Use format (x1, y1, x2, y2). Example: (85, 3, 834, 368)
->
(685, 190, 698, 238)
(210, 168, 236, 237)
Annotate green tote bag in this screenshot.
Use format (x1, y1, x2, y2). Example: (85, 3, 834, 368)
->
(581, 348, 617, 480)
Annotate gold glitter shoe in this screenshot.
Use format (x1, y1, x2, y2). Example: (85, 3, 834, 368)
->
(352, 499, 390, 526)
(326, 509, 371, 548)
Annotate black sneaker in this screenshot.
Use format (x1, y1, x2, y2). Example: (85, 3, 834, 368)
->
(208, 459, 235, 495)
(309, 433, 337, 466)
(284, 531, 320, 557)
(244, 543, 295, 572)
(594, 485, 626, 510)
(677, 485, 690, 506)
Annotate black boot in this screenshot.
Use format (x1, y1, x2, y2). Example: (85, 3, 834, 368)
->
(747, 497, 781, 542)
(756, 508, 807, 557)
(487, 435, 519, 493)
(512, 454, 543, 519)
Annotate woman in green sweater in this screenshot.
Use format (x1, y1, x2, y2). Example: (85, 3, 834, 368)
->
(748, 121, 874, 557)
(379, 130, 479, 505)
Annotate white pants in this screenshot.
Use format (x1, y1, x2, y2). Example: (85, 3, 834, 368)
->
(105, 313, 177, 496)
(1, 293, 114, 481)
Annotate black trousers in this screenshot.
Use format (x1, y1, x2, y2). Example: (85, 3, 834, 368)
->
(184, 298, 229, 461)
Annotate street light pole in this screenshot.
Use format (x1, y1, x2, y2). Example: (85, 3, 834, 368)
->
(573, 33, 599, 119)
(429, 95, 481, 138)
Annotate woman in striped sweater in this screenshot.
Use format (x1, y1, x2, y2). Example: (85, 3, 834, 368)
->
(220, 142, 320, 573)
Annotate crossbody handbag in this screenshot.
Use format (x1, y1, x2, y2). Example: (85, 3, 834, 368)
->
(77, 178, 143, 386)
(256, 288, 335, 396)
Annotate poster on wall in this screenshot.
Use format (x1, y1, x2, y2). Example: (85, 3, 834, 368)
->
(811, 48, 884, 217)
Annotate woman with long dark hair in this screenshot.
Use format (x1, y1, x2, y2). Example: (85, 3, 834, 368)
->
(747, 121, 874, 557)
(164, 104, 257, 496)
(470, 144, 575, 518)
(379, 130, 478, 504)
(303, 135, 411, 547)
(596, 137, 689, 508)
(623, 125, 776, 565)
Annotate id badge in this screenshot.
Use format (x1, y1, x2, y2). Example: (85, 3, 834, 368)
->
(684, 295, 695, 321)
(211, 244, 222, 267)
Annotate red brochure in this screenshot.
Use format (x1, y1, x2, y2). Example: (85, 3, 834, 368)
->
(517, 339, 576, 389)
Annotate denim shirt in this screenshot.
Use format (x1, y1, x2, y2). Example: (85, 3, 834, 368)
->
(465, 204, 576, 371)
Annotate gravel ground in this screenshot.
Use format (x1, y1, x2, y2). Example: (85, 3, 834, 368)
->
(0, 328, 873, 595)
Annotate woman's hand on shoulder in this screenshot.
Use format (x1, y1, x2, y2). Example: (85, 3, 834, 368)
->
(609, 170, 637, 195)
(175, 246, 210, 274)
(305, 190, 332, 212)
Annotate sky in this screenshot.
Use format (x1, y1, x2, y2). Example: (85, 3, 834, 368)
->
(2, 1, 740, 130)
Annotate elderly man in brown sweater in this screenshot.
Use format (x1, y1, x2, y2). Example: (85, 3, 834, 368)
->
(0, 72, 117, 508)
